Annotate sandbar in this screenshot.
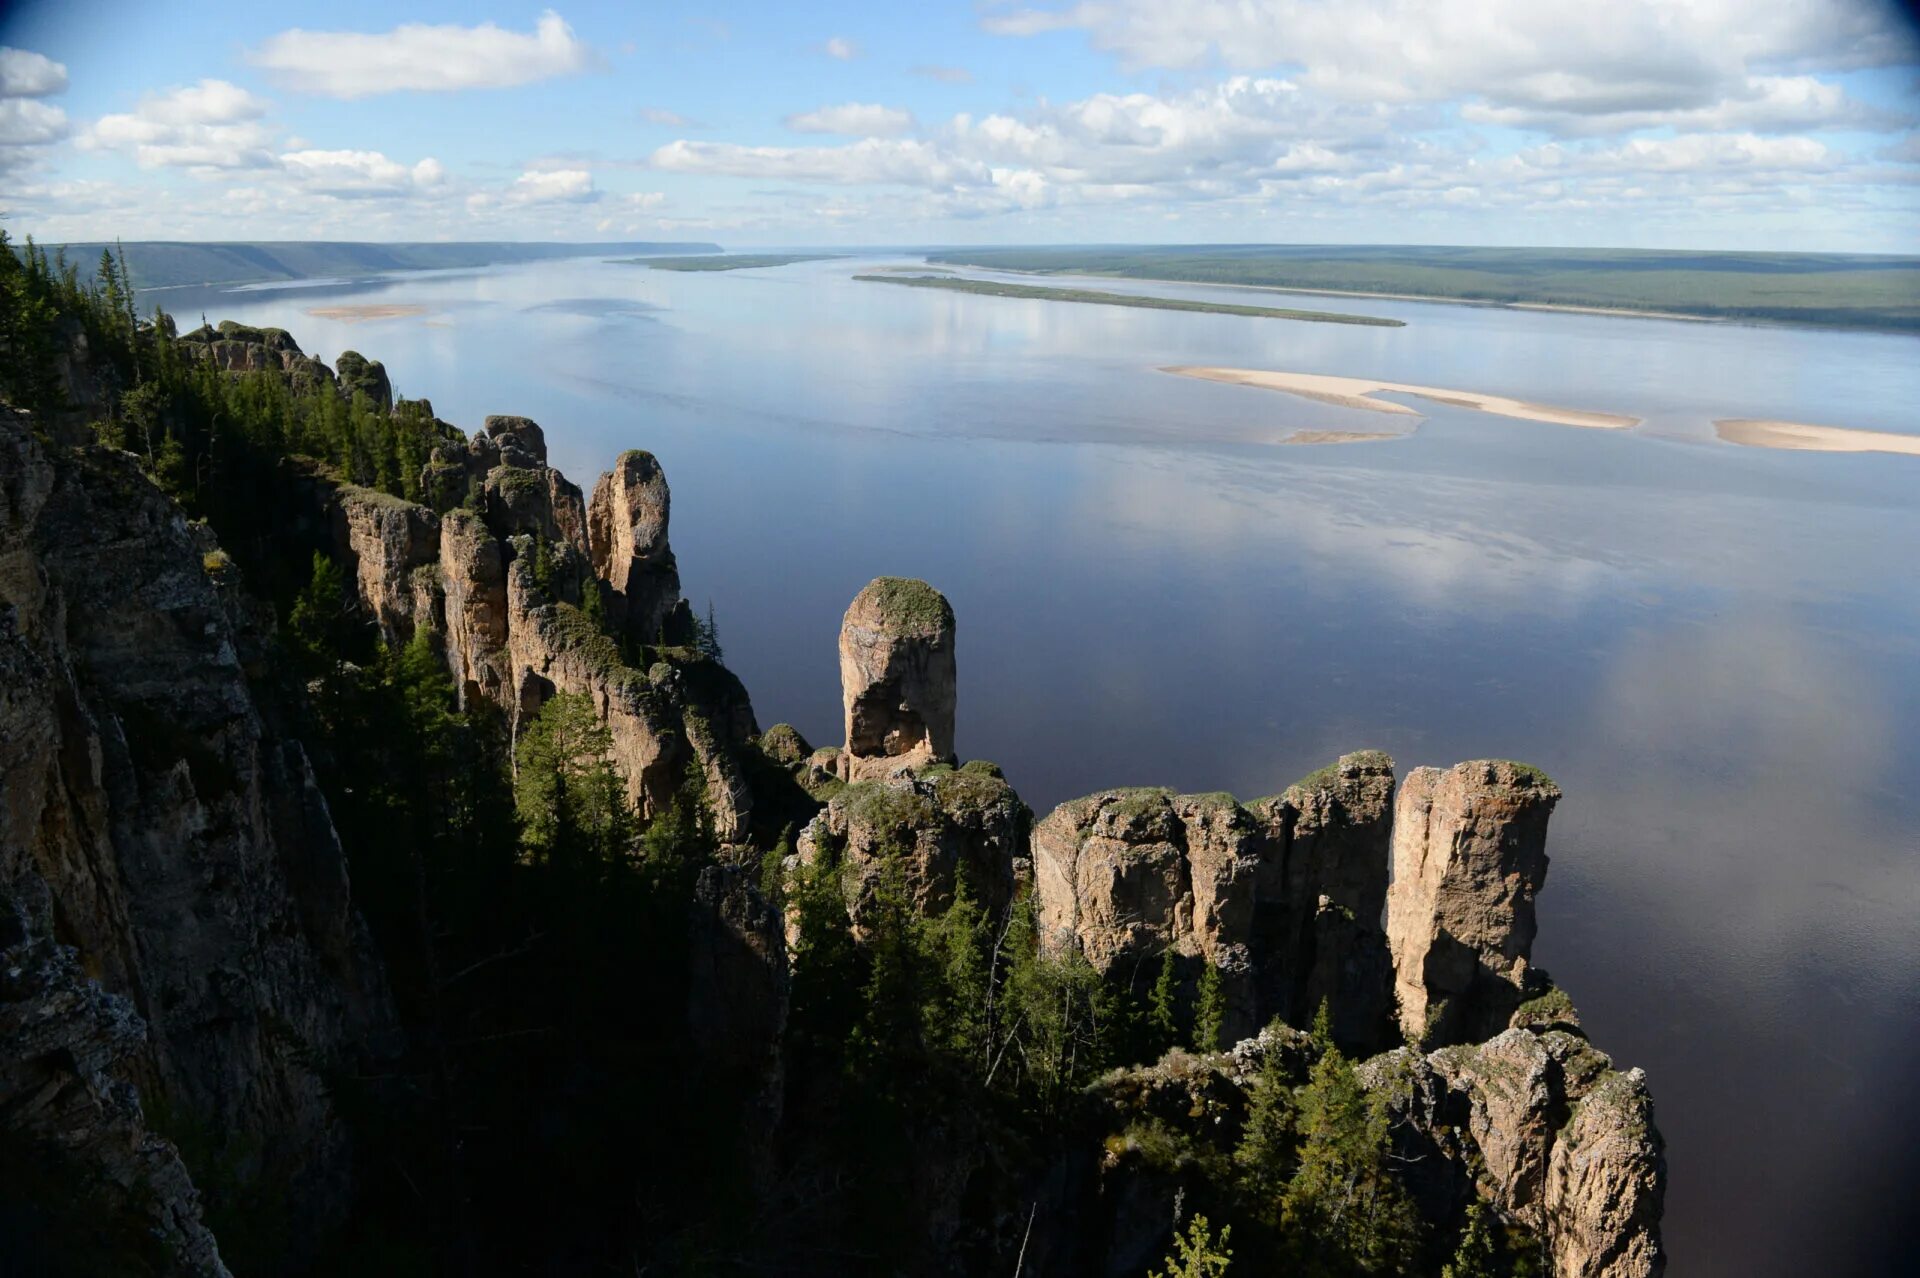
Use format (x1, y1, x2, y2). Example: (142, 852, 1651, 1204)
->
(1714, 418, 1920, 457)
(305, 304, 428, 322)
(1281, 430, 1407, 446)
(1163, 366, 1641, 429)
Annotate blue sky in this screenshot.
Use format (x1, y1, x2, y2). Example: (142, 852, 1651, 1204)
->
(2, 1, 1917, 249)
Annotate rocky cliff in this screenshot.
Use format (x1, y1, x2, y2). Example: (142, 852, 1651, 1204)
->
(0, 404, 391, 1274)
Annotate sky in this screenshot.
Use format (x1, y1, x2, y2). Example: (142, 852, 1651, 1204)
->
(1, 0, 1918, 250)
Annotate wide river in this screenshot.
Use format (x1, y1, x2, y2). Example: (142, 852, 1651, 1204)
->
(159, 254, 1918, 1277)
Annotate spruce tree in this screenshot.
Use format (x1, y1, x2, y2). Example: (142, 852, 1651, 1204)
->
(1194, 960, 1226, 1052)
(1150, 947, 1180, 1053)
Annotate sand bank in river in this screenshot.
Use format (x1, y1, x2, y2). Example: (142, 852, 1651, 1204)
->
(1281, 430, 1405, 445)
(306, 304, 427, 322)
(1714, 419, 1920, 457)
(1164, 366, 1641, 429)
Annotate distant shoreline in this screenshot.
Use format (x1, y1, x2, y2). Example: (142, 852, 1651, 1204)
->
(856, 273, 1405, 326)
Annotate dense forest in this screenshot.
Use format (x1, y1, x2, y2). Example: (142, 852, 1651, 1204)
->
(1, 232, 1549, 1277)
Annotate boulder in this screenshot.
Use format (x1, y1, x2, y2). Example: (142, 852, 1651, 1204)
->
(838, 577, 956, 781)
(1387, 761, 1561, 1047)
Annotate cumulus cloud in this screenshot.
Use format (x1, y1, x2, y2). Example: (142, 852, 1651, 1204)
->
(504, 167, 600, 203)
(983, 0, 1918, 133)
(785, 102, 916, 136)
(80, 79, 278, 171)
(653, 137, 987, 186)
(0, 98, 67, 147)
(249, 10, 593, 99)
(279, 148, 449, 197)
(0, 47, 68, 97)
(823, 36, 860, 60)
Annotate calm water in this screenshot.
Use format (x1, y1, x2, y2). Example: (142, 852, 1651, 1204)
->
(164, 255, 1920, 1277)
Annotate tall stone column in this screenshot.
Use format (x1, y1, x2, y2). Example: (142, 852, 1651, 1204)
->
(837, 577, 956, 781)
(1387, 760, 1561, 1047)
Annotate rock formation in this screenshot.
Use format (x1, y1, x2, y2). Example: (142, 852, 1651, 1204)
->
(315, 412, 763, 840)
(1030, 753, 1401, 1054)
(1362, 1026, 1666, 1278)
(1387, 760, 1561, 1047)
(0, 405, 391, 1270)
(333, 349, 393, 411)
(837, 576, 956, 781)
(799, 760, 1027, 931)
(588, 449, 686, 645)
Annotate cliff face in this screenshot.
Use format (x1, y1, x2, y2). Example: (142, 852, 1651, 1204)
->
(321, 415, 763, 840)
(0, 406, 392, 1272)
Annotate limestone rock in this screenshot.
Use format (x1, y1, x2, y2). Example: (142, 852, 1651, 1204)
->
(1032, 788, 1265, 1041)
(0, 406, 393, 1261)
(438, 507, 510, 707)
(587, 449, 683, 643)
(0, 890, 231, 1277)
(1388, 760, 1561, 1047)
(333, 484, 438, 642)
(800, 760, 1027, 929)
(1546, 1066, 1666, 1278)
(688, 865, 789, 1179)
(838, 577, 956, 781)
(333, 350, 393, 411)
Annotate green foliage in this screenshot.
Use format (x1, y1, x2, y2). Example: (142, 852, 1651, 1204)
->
(854, 272, 1405, 326)
(1281, 1028, 1423, 1275)
(1150, 1214, 1234, 1278)
(513, 692, 632, 867)
(924, 243, 1920, 331)
(1443, 1204, 1501, 1278)
(1194, 961, 1226, 1053)
(1150, 948, 1181, 1054)
(1233, 1024, 1298, 1217)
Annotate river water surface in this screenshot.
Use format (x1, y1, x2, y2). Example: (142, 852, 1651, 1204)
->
(159, 254, 1920, 1277)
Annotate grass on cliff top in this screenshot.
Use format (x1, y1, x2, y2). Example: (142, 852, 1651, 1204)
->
(853, 272, 1405, 326)
(1489, 760, 1557, 790)
(861, 576, 954, 634)
(616, 253, 840, 271)
(547, 602, 649, 695)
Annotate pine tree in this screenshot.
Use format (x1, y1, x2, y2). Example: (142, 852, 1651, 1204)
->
(1194, 960, 1226, 1052)
(1442, 1203, 1502, 1278)
(1150, 1214, 1233, 1278)
(1150, 947, 1180, 1053)
(1233, 1020, 1297, 1217)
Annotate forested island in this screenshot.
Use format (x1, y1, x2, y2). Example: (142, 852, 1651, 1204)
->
(0, 236, 1663, 1276)
(925, 244, 1920, 331)
(855, 272, 1404, 324)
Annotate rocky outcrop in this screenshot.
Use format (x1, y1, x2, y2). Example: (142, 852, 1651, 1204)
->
(1362, 1026, 1665, 1278)
(178, 322, 336, 390)
(333, 350, 392, 412)
(0, 406, 391, 1267)
(838, 577, 956, 781)
(0, 888, 230, 1277)
(588, 449, 684, 645)
(334, 484, 439, 643)
(1249, 750, 1398, 1053)
(1033, 788, 1264, 1039)
(688, 865, 790, 1178)
(800, 760, 1027, 930)
(437, 507, 510, 707)
(1387, 761, 1561, 1047)
(1031, 754, 1400, 1053)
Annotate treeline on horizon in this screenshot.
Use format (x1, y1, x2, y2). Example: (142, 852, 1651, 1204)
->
(926, 243, 1920, 330)
(1, 231, 1544, 1276)
(18, 237, 725, 292)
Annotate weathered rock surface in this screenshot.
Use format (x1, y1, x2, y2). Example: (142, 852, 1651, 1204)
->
(688, 865, 790, 1177)
(334, 484, 439, 643)
(588, 449, 684, 644)
(1362, 1025, 1665, 1278)
(1031, 754, 1400, 1053)
(799, 760, 1027, 930)
(1387, 760, 1561, 1047)
(0, 406, 392, 1266)
(0, 888, 230, 1277)
(838, 577, 956, 781)
(333, 349, 392, 411)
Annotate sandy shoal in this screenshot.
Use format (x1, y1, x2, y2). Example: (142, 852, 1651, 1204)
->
(1714, 419, 1920, 457)
(1163, 366, 1640, 430)
(306, 304, 428, 322)
(1281, 430, 1406, 445)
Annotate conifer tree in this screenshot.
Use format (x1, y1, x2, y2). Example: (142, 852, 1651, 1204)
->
(1194, 960, 1226, 1052)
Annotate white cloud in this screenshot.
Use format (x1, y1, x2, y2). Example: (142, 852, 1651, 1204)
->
(823, 36, 860, 60)
(0, 47, 68, 97)
(249, 10, 593, 99)
(785, 102, 916, 137)
(653, 137, 988, 186)
(982, 1, 1919, 130)
(80, 79, 278, 171)
(0, 98, 67, 147)
(505, 167, 600, 203)
(279, 148, 448, 196)
(641, 107, 700, 127)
